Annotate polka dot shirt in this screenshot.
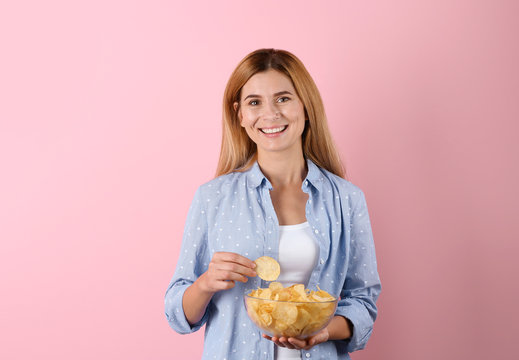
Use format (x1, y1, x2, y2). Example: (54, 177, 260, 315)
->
(164, 159, 381, 359)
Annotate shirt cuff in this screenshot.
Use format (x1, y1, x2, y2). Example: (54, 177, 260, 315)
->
(165, 282, 209, 334)
(335, 301, 373, 352)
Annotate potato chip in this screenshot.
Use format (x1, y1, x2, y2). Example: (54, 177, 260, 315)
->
(291, 284, 307, 300)
(293, 308, 311, 330)
(254, 256, 281, 281)
(275, 320, 289, 331)
(257, 288, 272, 300)
(244, 283, 337, 339)
(272, 303, 298, 324)
(268, 282, 283, 291)
(259, 312, 273, 326)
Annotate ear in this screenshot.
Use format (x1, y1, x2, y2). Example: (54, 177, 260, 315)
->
(233, 102, 243, 126)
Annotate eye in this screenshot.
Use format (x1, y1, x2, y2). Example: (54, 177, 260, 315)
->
(248, 100, 259, 106)
(277, 96, 290, 103)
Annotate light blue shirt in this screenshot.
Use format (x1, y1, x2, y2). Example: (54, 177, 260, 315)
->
(165, 159, 381, 360)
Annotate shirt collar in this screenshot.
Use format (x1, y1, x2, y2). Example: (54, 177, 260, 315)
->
(245, 161, 269, 189)
(245, 158, 324, 192)
(304, 158, 324, 192)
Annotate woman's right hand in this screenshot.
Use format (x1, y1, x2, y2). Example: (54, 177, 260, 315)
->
(183, 252, 257, 325)
(196, 252, 257, 294)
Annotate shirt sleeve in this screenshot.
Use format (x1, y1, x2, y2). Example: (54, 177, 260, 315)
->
(335, 189, 381, 352)
(164, 186, 211, 334)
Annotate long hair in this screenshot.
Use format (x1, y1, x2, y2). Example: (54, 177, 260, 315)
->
(216, 48, 346, 179)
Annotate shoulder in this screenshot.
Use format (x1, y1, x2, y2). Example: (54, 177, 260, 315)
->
(314, 166, 368, 212)
(195, 171, 249, 199)
(318, 166, 365, 200)
(316, 168, 371, 219)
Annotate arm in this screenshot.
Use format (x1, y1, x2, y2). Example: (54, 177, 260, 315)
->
(335, 189, 381, 352)
(327, 315, 353, 340)
(181, 277, 213, 325)
(164, 187, 210, 334)
(165, 187, 256, 332)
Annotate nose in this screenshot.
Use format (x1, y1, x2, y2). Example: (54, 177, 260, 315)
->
(261, 101, 280, 121)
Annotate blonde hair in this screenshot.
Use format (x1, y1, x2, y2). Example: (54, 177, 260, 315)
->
(216, 48, 346, 179)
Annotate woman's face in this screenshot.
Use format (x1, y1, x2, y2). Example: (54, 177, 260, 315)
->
(235, 69, 306, 156)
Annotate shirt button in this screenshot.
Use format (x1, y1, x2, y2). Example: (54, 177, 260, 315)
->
(320, 259, 324, 265)
(305, 181, 308, 186)
(314, 229, 319, 234)
(305, 353, 311, 358)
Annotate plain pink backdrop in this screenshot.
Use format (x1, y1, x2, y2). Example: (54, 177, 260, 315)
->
(1, 1, 518, 359)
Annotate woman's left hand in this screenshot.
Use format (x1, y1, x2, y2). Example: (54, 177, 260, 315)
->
(262, 327, 329, 351)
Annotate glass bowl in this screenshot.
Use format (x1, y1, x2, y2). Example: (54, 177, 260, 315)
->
(244, 294, 338, 339)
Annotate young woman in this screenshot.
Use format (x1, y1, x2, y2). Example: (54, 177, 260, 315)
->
(165, 48, 381, 360)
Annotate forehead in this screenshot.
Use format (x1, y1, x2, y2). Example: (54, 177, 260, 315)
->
(241, 69, 295, 96)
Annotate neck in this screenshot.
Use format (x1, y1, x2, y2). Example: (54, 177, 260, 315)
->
(257, 148, 307, 188)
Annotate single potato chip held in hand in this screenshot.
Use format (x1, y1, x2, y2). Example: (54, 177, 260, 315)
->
(253, 256, 281, 281)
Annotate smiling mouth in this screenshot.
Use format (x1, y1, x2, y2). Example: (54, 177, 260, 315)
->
(260, 125, 288, 134)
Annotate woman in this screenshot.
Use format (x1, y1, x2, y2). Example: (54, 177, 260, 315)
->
(165, 48, 381, 360)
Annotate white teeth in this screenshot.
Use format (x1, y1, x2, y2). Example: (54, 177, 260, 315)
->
(261, 126, 287, 134)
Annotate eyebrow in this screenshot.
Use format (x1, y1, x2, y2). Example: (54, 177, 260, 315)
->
(243, 91, 293, 101)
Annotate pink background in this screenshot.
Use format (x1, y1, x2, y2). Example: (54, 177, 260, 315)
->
(1, 1, 518, 359)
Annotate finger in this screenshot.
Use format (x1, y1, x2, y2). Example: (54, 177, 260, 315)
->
(262, 334, 272, 341)
(210, 263, 254, 282)
(302, 340, 315, 351)
(270, 336, 285, 348)
(213, 267, 250, 283)
(287, 337, 307, 349)
(221, 279, 236, 289)
(278, 336, 296, 349)
(208, 279, 236, 292)
(301, 335, 320, 351)
(211, 261, 256, 279)
(214, 252, 256, 269)
(230, 263, 257, 278)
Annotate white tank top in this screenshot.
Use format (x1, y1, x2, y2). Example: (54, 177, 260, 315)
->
(275, 222, 319, 360)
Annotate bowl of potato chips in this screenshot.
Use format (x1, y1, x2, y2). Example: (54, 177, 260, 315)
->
(244, 281, 338, 339)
